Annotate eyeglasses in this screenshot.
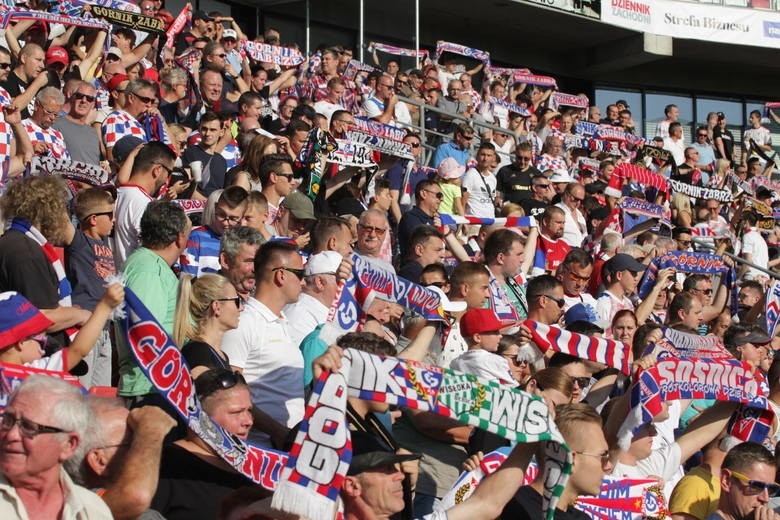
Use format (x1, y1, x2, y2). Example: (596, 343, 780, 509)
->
(358, 224, 387, 235)
(533, 184, 551, 189)
(212, 53, 227, 59)
(677, 239, 692, 247)
(72, 92, 96, 103)
(409, 142, 421, 148)
(215, 211, 242, 225)
(196, 370, 247, 399)
(422, 189, 444, 199)
(697, 133, 708, 138)
(275, 171, 295, 180)
(37, 102, 59, 117)
(571, 376, 591, 389)
(537, 294, 565, 308)
(214, 296, 245, 308)
(574, 450, 610, 464)
(0, 63, 11, 70)
(129, 92, 156, 105)
(0, 412, 68, 438)
(153, 162, 174, 176)
(273, 266, 305, 280)
(502, 353, 527, 367)
(738, 292, 753, 301)
(730, 470, 780, 497)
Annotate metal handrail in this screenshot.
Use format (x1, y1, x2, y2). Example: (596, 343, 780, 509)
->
(395, 94, 519, 167)
(692, 237, 780, 280)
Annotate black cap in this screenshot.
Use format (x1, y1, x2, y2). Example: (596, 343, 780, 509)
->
(725, 326, 771, 349)
(585, 180, 607, 195)
(347, 431, 421, 476)
(604, 253, 646, 275)
(756, 186, 773, 199)
(335, 197, 366, 219)
(717, 111, 726, 120)
(113, 135, 145, 164)
(193, 10, 214, 21)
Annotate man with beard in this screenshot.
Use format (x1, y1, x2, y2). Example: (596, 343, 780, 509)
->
(219, 226, 264, 301)
(53, 82, 100, 165)
(531, 206, 570, 276)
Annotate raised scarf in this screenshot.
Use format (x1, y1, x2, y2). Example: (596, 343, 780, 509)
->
(30, 156, 110, 186)
(438, 214, 534, 227)
(668, 178, 733, 202)
(369, 42, 429, 62)
(510, 71, 557, 88)
(434, 41, 491, 66)
(165, 4, 191, 49)
(272, 348, 571, 520)
(239, 40, 304, 66)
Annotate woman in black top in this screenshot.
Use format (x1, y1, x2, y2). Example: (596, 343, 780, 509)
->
(174, 274, 244, 378)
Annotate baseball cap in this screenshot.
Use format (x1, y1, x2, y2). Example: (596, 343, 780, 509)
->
(460, 308, 504, 338)
(281, 191, 315, 221)
(107, 46, 123, 60)
(425, 285, 467, 313)
(304, 251, 342, 277)
(105, 73, 129, 93)
(588, 206, 611, 221)
(437, 157, 465, 180)
(348, 431, 421, 476)
(112, 136, 145, 164)
(0, 292, 53, 350)
(45, 46, 69, 67)
(221, 29, 237, 40)
(603, 253, 645, 275)
(193, 10, 214, 21)
(564, 303, 608, 334)
(549, 171, 575, 184)
(335, 197, 366, 219)
(725, 326, 771, 349)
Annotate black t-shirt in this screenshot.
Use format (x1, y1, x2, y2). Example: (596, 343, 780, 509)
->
(398, 261, 423, 284)
(501, 485, 590, 520)
(520, 199, 548, 219)
(182, 340, 230, 372)
(713, 126, 734, 161)
(182, 145, 228, 198)
(65, 231, 115, 311)
(151, 443, 253, 520)
(496, 164, 538, 203)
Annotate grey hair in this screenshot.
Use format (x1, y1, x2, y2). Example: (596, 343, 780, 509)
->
(36, 86, 65, 105)
(221, 226, 264, 261)
(125, 78, 156, 96)
(358, 208, 388, 227)
(11, 375, 90, 440)
(63, 397, 125, 485)
(600, 232, 622, 254)
(159, 67, 188, 90)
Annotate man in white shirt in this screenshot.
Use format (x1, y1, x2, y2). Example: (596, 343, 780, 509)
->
(654, 103, 684, 141)
(663, 122, 686, 166)
(222, 241, 306, 448)
(362, 74, 408, 127)
(283, 251, 342, 348)
(555, 182, 587, 248)
(740, 212, 769, 282)
(313, 77, 347, 125)
(462, 142, 498, 218)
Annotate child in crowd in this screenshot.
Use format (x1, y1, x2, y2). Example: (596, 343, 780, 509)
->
(0, 286, 124, 372)
(450, 308, 516, 386)
(436, 157, 465, 217)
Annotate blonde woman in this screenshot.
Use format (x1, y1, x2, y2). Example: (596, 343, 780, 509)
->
(174, 274, 244, 378)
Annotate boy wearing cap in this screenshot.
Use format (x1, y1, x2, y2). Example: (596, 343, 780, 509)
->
(0, 287, 123, 372)
(450, 308, 516, 387)
(595, 253, 644, 327)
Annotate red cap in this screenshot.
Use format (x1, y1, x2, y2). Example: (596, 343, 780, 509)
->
(46, 46, 69, 66)
(459, 309, 504, 338)
(106, 73, 130, 92)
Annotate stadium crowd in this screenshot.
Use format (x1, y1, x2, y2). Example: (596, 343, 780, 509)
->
(1, 0, 780, 519)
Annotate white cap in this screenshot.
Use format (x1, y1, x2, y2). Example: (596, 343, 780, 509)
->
(304, 251, 342, 277)
(549, 171, 575, 184)
(107, 46, 123, 59)
(221, 29, 238, 40)
(426, 285, 467, 313)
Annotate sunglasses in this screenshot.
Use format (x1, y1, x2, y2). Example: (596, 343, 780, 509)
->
(212, 53, 227, 58)
(423, 189, 444, 199)
(730, 470, 780, 497)
(130, 92, 156, 105)
(87, 210, 114, 221)
(538, 294, 565, 308)
(196, 370, 247, 399)
(214, 296, 245, 308)
(358, 224, 386, 235)
(73, 92, 96, 103)
(571, 376, 591, 389)
(153, 162, 173, 176)
(275, 172, 295, 180)
(409, 142, 421, 148)
(564, 270, 590, 283)
(273, 266, 305, 280)
(0, 63, 11, 70)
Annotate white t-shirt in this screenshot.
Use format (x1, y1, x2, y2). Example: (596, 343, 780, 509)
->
(283, 292, 330, 349)
(663, 137, 686, 166)
(113, 184, 153, 270)
(222, 298, 304, 447)
(313, 100, 344, 125)
(450, 350, 517, 386)
(555, 202, 587, 249)
(462, 168, 497, 217)
(563, 292, 598, 315)
(611, 442, 682, 495)
(596, 291, 634, 329)
(742, 228, 769, 280)
(429, 322, 468, 369)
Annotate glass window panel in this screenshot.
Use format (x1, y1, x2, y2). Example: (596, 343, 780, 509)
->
(594, 88, 643, 133)
(645, 93, 693, 141)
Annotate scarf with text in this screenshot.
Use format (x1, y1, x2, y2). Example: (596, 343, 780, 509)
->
(618, 356, 769, 450)
(319, 253, 446, 344)
(564, 134, 619, 155)
(727, 401, 775, 449)
(29, 156, 110, 186)
(668, 179, 733, 202)
(510, 70, 557, 88)
(165, 3, 190, 49)
(486, 65, 530, 77)
(58, 0, 139, 17)
(122, 287, 290, 489)
(638, 251, 736, 311)
(345, 130, 413, 160)
(0, 362, 83, 409)
(239, 40, 304, 66)
(575, 121, 598, 136)
(89, 5, 164, 35)
(728, 173, 754, 196)
(343, 59, 381, 81)
(549, 92, 588, 111)
(0, 7, 110, 31)
(524, 320, 631, 375)
(618, 197, 669, 222)
(593, 126, 649, 147)
(369, 42, 429, 62)
(489, 97, 531, 117)
(272, 348, 571, 520)
(434, 41, 491, 66)
(605, 163, 669, 198)
(489, 277, 519, 322)
(330, 139, 377, 169)
(576, 478, 669, 520)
